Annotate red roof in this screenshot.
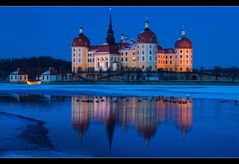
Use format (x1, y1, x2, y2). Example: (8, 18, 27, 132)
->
(11, 69, 27, 75)
(72, 34, 90, 47)
(164, 48, 176, 54)
(175, 37, 192, 49)
(137, 29, 157, 44)
(117, 42, 131, 49)
(95, 44, 119, 54)
(89, 45, 99, 50)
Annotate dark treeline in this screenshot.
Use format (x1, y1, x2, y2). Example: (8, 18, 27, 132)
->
(0, 56, 71, 80)
(194, 66, 239, 81)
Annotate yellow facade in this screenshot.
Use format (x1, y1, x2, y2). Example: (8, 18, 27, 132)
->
(157, 48, 192, 72)
(119, 49, 137, 69)
(94, 53, 121, 71)
(72, 47, 95, 73)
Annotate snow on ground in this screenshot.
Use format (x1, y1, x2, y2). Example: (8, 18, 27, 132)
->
(0, 83, 239, 100)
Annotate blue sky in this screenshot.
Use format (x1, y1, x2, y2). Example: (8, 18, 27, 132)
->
(0, 6, 238, 69)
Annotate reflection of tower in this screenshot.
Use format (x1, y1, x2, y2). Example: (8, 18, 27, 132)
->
(135, 99, 157, 147)
(176, 98, 192, 137)
(105, 97, 117, 153)
(72, 96, 91, 141)
(156, 97, 193, 138)
(106, 109, 116, 153)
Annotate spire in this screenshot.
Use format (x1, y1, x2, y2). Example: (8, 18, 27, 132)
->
(109, 8, 112, 28)
(181, 25, 186, 38)
(106, 8, 115, 44)
(145, 17, 149, 30)
(79, 26, 84, 34)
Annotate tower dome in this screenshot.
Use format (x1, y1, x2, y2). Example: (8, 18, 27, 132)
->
(137, 17, 157, 44)
(175, 27, 192, 49)
(72, 27, 90, 47)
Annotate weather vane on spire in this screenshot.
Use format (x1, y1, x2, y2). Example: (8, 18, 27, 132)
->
(181, 25, 186, 37)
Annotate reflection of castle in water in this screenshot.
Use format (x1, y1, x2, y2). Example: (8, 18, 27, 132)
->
(72, 96, 192, 150)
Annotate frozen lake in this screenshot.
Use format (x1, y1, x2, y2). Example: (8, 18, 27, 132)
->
(0, 84, 239, 157)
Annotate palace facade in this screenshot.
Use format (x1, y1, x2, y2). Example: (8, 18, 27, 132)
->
(72, 13, 192, 74)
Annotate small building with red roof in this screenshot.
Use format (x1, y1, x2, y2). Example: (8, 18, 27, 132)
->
(9, 68, 28, 83)
(40, 67, 59, 83)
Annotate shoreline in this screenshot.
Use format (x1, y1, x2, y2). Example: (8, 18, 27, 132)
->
(49, 80, 239, 85)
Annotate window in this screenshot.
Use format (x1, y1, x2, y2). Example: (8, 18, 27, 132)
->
(149, 51, 152, 54)
(180, 55, 182, 58)
(149, 56, 152, 61)
(166, 68, 168, 71)
(15, 76, 17, 80)
(73, 58, 75, 63)
(170, 68, 172, 71)
(78, 48, 81, 52)
(175, 55, 177, 58)
(186, 55, 188, 58)
(125, 57, 128, 62)
(42, 76, 44, 80)
(180, 68, 182, 71)
(121, 57, 123, 62)
(180, 50, 182, 53)
(106, 62, 108, 68)
(98, 62, 100, 67)
(125, 52, 128, 55)
(166, 61, 168, 64)
(24, 76, 26, 80)
(149, 45, 152, 48)
(142, 65, 144, 69)
(142, 45, 144, 48)
(170, 55, 172, 58)
(170, 61, 172, 64)
(186, 68, 189, 71)
(133, 53, 135, 55)
(46, 76, 49, 80)
(180, 60, 182, 64)
(78, 58, 81, 63)
(10, 76, 13, 80)
(137, 51, 139, 54)
(166, 56, 168, 59)
(142, 56, 144, 61)
(93, 59, 94, 62)
(142, 51, 144, 54)
(186, 50, 188, 53)
(20, 76, 22, 80)
(73, 53, 75, 57)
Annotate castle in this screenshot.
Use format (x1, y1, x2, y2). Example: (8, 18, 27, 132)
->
(71, 12, 192, 74)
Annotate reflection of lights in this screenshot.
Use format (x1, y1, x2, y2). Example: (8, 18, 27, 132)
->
(72, 96, 193, 146)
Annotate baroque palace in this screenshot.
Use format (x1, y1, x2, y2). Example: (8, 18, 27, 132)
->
(71, 13, 192, 74)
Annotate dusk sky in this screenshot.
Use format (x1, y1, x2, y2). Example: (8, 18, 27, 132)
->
(0, 6, 238, 69)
